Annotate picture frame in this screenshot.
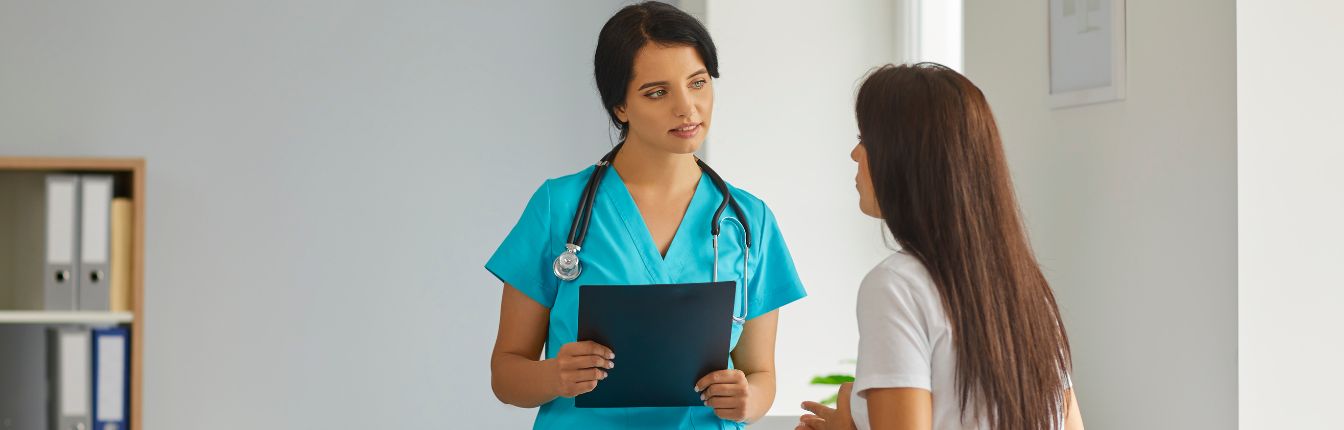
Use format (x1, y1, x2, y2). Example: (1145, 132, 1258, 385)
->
(1049, 0, 1127, 108)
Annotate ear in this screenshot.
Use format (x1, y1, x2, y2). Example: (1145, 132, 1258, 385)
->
(614, 105, 628, 124)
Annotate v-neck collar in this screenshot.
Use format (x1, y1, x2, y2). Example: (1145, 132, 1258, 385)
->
(600, 166, 711, 284)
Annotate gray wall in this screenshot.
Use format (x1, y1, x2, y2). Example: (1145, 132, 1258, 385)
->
(0, 0, 627, 428)
(965, 0, 1237, 428)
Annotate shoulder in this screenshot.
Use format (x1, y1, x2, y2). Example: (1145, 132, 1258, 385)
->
(519, 165, 597, 214)
(859, 252, 940, 308)
(721, 181, 774, 223)
(540, 165, 597, 197)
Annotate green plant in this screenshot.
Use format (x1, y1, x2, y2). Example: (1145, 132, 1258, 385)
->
(809, 374, 855, 405)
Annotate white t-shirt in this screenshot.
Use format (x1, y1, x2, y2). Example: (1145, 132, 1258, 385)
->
(849, 251, 1068, 430)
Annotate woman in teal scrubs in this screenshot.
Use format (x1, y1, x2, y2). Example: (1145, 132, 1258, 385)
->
(486, 2, 806, 429)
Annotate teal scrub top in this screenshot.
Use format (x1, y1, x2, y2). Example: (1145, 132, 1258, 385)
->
(486, 164, 807, 430)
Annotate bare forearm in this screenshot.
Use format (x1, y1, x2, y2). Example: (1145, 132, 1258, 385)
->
(744, 370, 776, 423)
(491, 352, 557, 408)
(1064, 389, 1085, 430)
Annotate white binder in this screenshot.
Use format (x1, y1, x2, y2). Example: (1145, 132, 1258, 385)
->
(44, 175, 80, 311)
(78, 175, 113, 311)
(47, 328, 91, 430)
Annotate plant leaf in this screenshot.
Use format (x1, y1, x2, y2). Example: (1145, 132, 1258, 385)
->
(809, 374, 856, 385)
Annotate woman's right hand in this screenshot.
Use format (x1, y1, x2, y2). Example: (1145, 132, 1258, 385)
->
(548, 340, 616, 398)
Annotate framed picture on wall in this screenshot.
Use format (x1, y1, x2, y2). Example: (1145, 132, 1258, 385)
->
(1048, 0, 1126, 108)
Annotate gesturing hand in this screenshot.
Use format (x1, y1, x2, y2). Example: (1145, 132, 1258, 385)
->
(797, 382, 856, 430)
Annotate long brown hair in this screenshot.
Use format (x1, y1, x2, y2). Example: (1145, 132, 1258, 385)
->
(856, 63, 1072, 429)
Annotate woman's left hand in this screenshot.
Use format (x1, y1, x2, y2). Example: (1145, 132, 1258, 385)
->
(695, 369, 752, 422)
(797, 382, 856, 430)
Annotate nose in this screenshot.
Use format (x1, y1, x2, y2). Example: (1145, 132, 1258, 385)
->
(673, 90, 696, 119)
(850, 143, 861, 162)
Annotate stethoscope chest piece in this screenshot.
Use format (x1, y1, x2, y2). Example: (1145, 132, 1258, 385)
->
(553, 243, 582, 281)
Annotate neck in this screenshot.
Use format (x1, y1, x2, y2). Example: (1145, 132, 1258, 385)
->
(611, 137, 701, 193)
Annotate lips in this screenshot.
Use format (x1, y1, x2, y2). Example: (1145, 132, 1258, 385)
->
(669, 122, 701, 138)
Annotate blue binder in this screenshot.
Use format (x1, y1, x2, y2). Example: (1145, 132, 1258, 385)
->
(91, 326, 130, 430)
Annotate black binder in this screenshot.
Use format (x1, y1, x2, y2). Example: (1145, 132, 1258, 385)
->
(575, 281, 736, 408)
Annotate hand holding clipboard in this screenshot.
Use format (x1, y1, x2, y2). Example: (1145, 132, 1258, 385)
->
(550, 340, 616, 399)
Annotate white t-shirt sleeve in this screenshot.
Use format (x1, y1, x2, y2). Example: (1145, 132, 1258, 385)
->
(853, 266, 934, 397)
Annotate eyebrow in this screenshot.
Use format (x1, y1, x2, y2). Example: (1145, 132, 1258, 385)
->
(636, 69, 710, 91)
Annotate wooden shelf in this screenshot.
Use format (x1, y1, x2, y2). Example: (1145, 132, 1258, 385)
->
(0, 156, 145, 430)
(0, 157, 144, 171)
(0, 311, 134, 325)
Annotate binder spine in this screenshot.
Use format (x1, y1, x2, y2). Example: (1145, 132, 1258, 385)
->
(92, 327, 129, 430)
(78, 176, 113, 311)
(44, 175, 80, 311)
(48, 328, 92, 430)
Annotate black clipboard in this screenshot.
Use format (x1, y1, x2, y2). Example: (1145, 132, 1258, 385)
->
(574, 281, 736, 408)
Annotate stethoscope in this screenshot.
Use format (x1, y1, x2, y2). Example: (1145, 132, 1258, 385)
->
(552, 143, 754, 325)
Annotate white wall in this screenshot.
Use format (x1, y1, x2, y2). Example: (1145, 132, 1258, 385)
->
(0, 1, 625, 428)
(963, 0, 1238, 428)
(1237, 1, 1344, 428)
(700, 0, 897, 418)
(893, 0, 964, 71)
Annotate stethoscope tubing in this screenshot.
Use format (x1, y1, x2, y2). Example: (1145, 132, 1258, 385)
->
(553, 143, 754, 324)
